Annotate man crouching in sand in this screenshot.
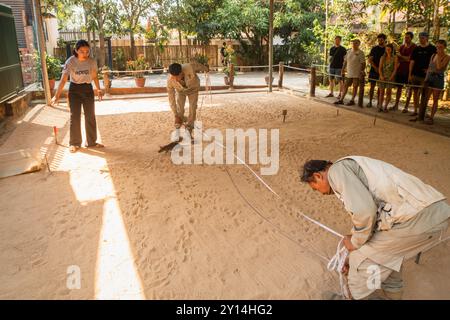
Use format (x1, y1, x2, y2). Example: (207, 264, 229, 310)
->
(167, 62, 209, 140)
(300, 156, 450, 300)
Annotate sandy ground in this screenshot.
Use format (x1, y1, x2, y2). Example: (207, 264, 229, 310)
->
(0, 91, 449, 299)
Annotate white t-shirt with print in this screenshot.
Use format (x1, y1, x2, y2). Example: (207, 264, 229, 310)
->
(345, 49, 365, 78)
(62, 56, 98, 84)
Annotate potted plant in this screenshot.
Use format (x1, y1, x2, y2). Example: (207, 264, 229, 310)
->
(222, 45, 237, 85)
(192, 54, 209, 66)
(223, 66, 231, 85)
(127, 54, 149, 87)
(265, 75, 274, 85)
(35, 53, 62, 91)
(100, 66, 112, 89)
(152, 56, 164, 74)
(113, 48, 127, 71)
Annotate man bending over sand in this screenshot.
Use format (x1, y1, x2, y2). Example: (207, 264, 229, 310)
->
(300, 156, 450, 300)
(167, 62, 209, 137)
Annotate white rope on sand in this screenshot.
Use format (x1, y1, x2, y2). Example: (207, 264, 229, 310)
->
(194, 76, 351, 298)
(327, 240, 350, 299)
(195, 73, 450, 299)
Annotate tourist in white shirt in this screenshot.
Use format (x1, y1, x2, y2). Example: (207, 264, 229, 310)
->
(335, 39, 366, 106)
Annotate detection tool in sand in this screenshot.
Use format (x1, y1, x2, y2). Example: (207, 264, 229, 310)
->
(282, 110, 287, 123)
(53, 126, 58, 145)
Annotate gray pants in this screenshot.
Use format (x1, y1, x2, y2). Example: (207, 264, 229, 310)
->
(68, 83, 97, 147)
(348, 216, 449, 299)
(177, 90, 199, 129)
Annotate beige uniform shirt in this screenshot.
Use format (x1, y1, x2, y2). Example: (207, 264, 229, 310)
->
(328, 159, 450, 271)
(167, 62, 209, 114)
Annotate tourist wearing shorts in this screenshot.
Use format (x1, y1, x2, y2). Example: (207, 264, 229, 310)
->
(367, 34, 386, 108)
(408, 32, 436, 118)
(335, 39, 365, 106)
(378, 44, 399, 113)
(417, 40, 450, 125)
(326, 36, 347, 99)
(394, 32, 416, 112)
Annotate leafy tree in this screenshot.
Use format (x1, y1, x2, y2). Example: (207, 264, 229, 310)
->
(273, 0, 323, 66)
(83, 0, 120, 67)
(119, 0, 155, 59)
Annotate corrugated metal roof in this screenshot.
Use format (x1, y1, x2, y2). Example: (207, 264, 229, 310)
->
(0, 3, 24, 103)
(1, 0, 27, 48)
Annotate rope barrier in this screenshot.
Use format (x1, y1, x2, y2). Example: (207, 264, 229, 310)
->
(314, 68, 446, 92)
(102, 68, 166, 74)
(233, 65, 272, 68)
(284, 65, 311, 72)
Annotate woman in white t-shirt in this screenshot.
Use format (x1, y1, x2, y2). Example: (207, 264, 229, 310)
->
(51, 40, 104, 153)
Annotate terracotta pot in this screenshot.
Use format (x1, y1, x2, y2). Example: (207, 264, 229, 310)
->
(265, 76, 274, 85)
(103, 79, 112, 89)
(135, 77, 146, 88)
(49, 79, 56, 90)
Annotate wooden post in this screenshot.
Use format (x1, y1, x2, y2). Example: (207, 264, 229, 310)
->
(358, 74, 365, 108)
(229, 63, 235, 89)
(310, 66, 316, 97)
(444, 73, 450, 100)
(415, 252, 422, 264)
(104, 71, 110, 95)
(418, 85, 429, 121)
(33, 0, 51, 105)
(268, 0, 274, 92)
(278, 62, 284, 88)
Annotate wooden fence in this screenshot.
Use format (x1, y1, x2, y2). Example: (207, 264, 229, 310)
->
(54, 45, 219, 69)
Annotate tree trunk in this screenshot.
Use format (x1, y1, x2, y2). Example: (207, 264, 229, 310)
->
(392, 11, 396, 36)
(405, 7, 410, 30)
(130, 30, 136, 60)
(98, 21, 106, 67)
(87, 29, 92, 57)
(83, 7, 92, 58)
(178, 29, 183, 60)
(432, 0, 440, 42)
(185, 36, 189, 62)
(92, 30, 96, 58)
(99, 35, 105, 67)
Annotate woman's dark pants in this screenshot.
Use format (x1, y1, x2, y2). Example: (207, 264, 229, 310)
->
(68, 83, 97, 147)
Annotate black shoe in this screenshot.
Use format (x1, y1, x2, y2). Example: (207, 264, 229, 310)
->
(366, 102, 373, 108)
(325, 93, 334, 98)
(334, 100, 344, 105)
(346, 100, 355, 106)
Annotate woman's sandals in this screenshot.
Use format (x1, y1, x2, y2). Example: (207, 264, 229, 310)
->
(69, 145, 80, 153)
(86, 143, 105, 148)
(69, 143, 105, 153)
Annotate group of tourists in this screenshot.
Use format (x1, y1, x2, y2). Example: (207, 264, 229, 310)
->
(327, 32, 450, 125)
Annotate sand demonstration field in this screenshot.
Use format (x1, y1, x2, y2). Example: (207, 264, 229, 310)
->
(0, 91, 449, 299)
